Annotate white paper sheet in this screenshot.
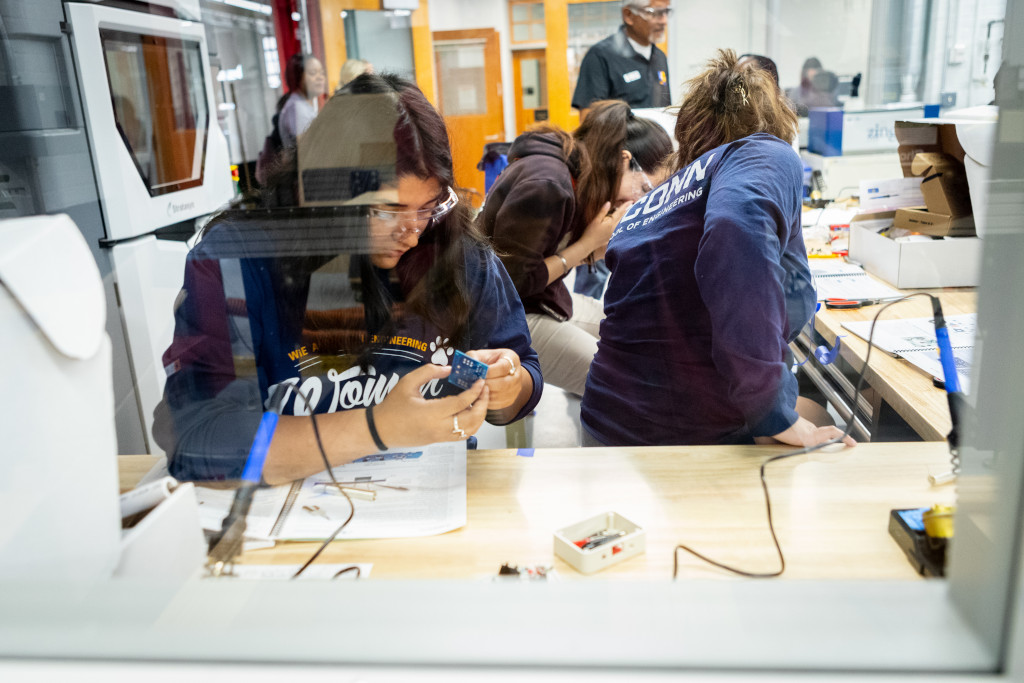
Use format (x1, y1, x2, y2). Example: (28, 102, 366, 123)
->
(842, 314, 975, 393)
(194, 485, 293, 540)
(810, 261, 903, 301)
(194, 441, 467, 541)
(278, 441, 467, 540)
(204, 563, 372, 580)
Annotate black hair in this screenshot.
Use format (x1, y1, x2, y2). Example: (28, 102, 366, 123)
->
(624, 114, 673, 174)
(738, 53, 780, 86)
(260, 72, 488, 369)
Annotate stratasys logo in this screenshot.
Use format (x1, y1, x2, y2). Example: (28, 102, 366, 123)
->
(167, 200, 196, 217)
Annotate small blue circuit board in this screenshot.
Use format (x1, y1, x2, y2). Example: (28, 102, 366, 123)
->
(447, 350, 489, 390)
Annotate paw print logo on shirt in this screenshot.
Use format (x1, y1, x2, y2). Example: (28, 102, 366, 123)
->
(429, 336, 453, 365)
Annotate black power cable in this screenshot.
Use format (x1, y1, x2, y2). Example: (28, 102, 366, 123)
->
(286, 386, 357, 579)
(673, 292, 936, 578)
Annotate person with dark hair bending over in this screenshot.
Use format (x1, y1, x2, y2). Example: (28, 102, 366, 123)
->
(155, 73, 541, 484)
(477, 100, 671, 397)
(573, 112, 673, 299)
(581, 50, 856, 450)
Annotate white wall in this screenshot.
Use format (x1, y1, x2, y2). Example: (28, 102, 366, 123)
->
(771, 0, 873, 93)
(429, 0, 515, 140)
(425, 0, 1003, 133)
(942, 0, 1006, 108)
(665, 0, 872, 102)
(668, 0, 766, 94)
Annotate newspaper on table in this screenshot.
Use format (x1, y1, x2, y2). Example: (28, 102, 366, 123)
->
(194, 440, 467, 541)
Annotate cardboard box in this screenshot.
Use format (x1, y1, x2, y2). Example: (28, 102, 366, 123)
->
(892, 149, 976, 236)
(892, 208, 975, 236)
(846, 115, 994, 288)
(849, 220, 981, 288)
(892, 117, 996, 237)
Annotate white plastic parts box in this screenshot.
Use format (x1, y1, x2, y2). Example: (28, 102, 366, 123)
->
(553, 511, 645, 575)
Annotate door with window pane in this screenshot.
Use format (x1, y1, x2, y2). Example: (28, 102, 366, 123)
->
(433, 29, 504, 204)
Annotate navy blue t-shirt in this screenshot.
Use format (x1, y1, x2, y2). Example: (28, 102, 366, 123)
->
(154, 221, 542, 481)
(581, 133, 814, 446)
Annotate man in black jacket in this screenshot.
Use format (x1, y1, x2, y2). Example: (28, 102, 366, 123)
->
(572, 1, 673, 119)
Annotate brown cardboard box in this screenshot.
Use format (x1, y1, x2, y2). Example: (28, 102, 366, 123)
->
(892, 208, 976, 236)
(848, 116, 995, 288)
(892, 122, 978, 237)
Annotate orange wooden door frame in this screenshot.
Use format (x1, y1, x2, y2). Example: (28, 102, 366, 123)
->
(432, 28, 504, 203)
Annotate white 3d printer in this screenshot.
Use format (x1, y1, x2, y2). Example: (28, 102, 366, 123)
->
(63, 0, 233, 453)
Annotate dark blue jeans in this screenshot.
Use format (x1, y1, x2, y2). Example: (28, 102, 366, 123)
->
(573, 259, 610, 299)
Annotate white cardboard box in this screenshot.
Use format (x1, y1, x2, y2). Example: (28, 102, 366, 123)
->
(846, 112, 994, 288)
(849, 221, 981, 288)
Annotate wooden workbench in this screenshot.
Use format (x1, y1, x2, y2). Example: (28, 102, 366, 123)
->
(801, 289, 975, 440)
(119, 441, 956, 581)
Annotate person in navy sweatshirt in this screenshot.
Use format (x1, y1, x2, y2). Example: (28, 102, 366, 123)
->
(155, 74, 542, 483)
(581, 50, 856, 450)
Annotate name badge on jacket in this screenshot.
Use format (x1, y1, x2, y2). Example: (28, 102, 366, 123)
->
(622, 70, 641, 83)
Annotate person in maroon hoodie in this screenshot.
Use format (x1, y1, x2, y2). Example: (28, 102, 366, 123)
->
(477, 101, 671, 397)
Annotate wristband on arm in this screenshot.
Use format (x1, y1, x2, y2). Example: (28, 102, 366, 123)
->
(365, 404, 388, 451)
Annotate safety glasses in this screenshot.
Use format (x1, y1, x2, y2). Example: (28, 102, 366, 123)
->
(630, 158, 655, 194)
(369, 186, 459, 237)
(629, 6, 673, 20)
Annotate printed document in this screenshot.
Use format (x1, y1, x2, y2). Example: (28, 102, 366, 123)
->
(194, 441, 467, 541)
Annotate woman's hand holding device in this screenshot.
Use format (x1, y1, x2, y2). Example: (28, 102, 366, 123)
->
(372, 363, 488, 446)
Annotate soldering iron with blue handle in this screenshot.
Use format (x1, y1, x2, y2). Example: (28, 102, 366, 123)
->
(930, 296, 966, 469)
(207, 384, 290, 575)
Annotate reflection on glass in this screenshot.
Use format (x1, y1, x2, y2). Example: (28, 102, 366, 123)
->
(156, 81, 541, 485)
(5, 1, 1024, 675)
(101, 29, 208, 196)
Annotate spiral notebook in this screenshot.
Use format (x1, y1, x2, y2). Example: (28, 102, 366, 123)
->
(810, 261, 902, 301)
(841, 314, 975, 393)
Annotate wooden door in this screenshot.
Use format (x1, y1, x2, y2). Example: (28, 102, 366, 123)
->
(432, 28, 504, 204)
(513, 49, 548, 136)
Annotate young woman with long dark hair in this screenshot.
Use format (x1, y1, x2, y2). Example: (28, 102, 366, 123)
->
(477, 100, 672, 397)
(155, 73, 541, 483)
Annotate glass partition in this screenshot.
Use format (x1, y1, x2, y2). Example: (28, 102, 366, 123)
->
(3, 0, 1024, 678)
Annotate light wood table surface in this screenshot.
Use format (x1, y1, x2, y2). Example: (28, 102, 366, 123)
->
(809, 289, 976, 440)
(119, 441, 956, 581)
